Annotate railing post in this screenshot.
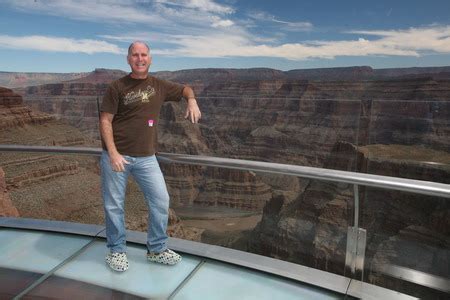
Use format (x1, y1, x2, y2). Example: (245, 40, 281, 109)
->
(345, 184, 367, 281)
(353, 184, 359, 228)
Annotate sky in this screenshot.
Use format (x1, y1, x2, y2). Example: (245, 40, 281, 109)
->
(1, 0, 450, 73)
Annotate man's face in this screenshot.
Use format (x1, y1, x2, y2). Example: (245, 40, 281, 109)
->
(127, 43, 152, 78)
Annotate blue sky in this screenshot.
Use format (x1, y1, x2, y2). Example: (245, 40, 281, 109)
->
(1, 0, 450, 73)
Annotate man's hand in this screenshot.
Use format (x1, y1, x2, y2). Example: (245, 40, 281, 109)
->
(184, 98, 201, 123)
(109, 152, 130, 172)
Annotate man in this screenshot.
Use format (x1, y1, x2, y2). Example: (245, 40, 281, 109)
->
(100, 41, 201, 272)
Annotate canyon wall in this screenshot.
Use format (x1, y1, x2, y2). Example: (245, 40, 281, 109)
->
(0, 87, 200, 240)
(0, 167, 19, 217)
(0, 71, 88, 88)
(2, 67, 449, 297)
(247, 141, 450, 298)
(9, 70, 450, 211)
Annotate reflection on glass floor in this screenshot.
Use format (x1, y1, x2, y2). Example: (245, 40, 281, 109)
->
(0, 227, 344, 299)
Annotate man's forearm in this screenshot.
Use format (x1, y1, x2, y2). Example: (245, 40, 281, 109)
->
(100, 119, 119, 155)
(183, 86, 196, 100)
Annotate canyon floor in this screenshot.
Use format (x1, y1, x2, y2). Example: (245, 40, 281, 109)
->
(175, 205, 262, 249)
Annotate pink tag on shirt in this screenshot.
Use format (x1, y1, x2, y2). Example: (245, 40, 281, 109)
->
(148, 119, 154, 127)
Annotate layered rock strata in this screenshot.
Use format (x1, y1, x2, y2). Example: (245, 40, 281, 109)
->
(125, 208, 202, 242)
(15, 72, 450, 164)
(0, 167, 19, 217)
(3, 68, 449, 291)
(0, 87, 91, 219)
(17, 82, 106, 139)
(11, 71, 450, 216)
(0, 87, 199, 241)
(0, 71, 88, 88)
(0, 87, 53, 130)
(247, 142, 450, 297)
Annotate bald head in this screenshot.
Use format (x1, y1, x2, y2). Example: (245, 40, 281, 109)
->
(127, 41, 150, 57)
(127, 41, 152, 79)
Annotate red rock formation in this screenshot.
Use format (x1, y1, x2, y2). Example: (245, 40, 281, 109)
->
(4, 158, 79, 188)
(0, 87, 54, 130)
(125, 208, 202, 241)
(369, 225, 450, 299)
(0, 85, 204, 242)
(3, 70, 449, 283)
(248, 141, 450, 281)
(3, 66, 450, 89)
(5, 71, 449, 225)
(0, 72, 87, 88)
(0, 167, 19, 217)
(66, 68, 126, 84)
(13, 70, 450, 166)
(0, 87, 22, 106)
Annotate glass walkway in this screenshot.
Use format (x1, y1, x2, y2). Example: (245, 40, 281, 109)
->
(1, 218, 410, 300)
(0, 219, 347, 300)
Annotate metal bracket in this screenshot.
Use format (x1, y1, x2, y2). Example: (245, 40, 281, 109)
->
(345, 226, 367, 280)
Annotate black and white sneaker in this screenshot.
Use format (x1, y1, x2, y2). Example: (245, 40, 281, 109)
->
(147, 249, 182, 265)
(105, 252, 129, 272)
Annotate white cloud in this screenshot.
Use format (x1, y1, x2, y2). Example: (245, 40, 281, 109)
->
(148, 25, 450, 60)
(4, 1, 450, 62)
(6, 0, 166, 24)
(349, 26, 450, 53)
(9, 25, 446, 60)
(248, 11, 313, 32)
(211, 18, 234, 28)
(5, 0, 233, 28)
(272, 18, 313, 32)
(0, 35, 125, 54)
(155, 0, 234, 14)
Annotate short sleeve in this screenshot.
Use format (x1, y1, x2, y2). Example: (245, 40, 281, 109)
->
(161, 79, 184, 102)
(101, 83, 119, 114)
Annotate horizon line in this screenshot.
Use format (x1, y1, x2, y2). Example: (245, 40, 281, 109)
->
(2, 65, 450, 75)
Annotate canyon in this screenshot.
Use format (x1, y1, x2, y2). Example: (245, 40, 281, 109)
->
(0, 66, 449, 298)
(0, 87, 196, 240)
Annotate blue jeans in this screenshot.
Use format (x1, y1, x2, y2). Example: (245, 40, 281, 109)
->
(101, 151, 170, 253)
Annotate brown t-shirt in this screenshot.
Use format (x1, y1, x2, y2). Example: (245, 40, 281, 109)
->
(101, 74, 184, 156)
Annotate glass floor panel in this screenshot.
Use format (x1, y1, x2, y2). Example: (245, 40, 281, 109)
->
(0, 228, 92, 274)
(1, 227, 347, 299)
(44, 241, 202, 299)
(173, 260, 344, 300)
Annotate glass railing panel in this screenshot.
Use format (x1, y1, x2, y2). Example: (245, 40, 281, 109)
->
(365, 99, 450, 183)
(18, 83, 105, 141)
(0, 152, 102, 224)
(159, 98, 362, 169)
(1, 84, 101, 151)
(1, 149, 351, 278)
(3, 74, 448, 298)
(161, 161, 351, 277)
(359, 98, 450, 298)
(359, 187, 449, 298)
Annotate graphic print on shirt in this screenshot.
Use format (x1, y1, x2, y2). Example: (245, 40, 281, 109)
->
(123, 85, 155, 105)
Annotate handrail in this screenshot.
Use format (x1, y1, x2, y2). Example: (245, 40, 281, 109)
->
(0, 144, 449, 199)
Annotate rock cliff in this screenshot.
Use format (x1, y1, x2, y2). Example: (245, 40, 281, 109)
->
(15, 83, 107, 139)
(247, 142, 450, 298)
(0, 87, 198, 240)
(10, 70, 450, 213)
(0, 71, 87, 88)
(0, 87, 91, 219)
(0, 167, 19, 217)
(3, 66, 450, 89)
(1, 67, 449, 297)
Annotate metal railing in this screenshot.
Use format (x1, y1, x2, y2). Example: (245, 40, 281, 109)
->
(1, 145, 449, 199)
